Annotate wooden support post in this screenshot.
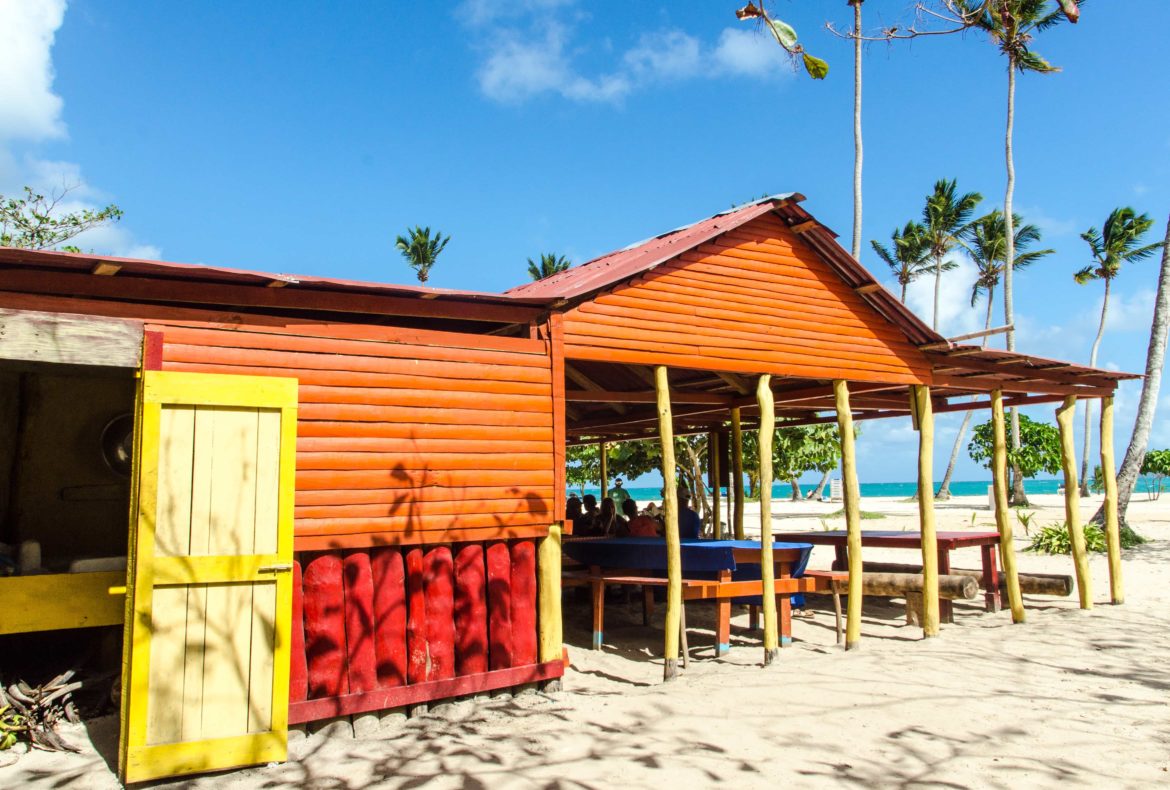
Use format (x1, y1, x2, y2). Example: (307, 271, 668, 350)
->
(1055, 396, 1093, 609)
(537, 523, 563, 690)
(911, 385, 940, 637)
(756, 375, 779, 665)
(991, 390, 1026, 623)
(655, 366, 682, 681)
(599, 441, 608, 500)
(731, 407, 745, 540)
(834, 380, 863, 649)
(709, 430, 722, 539)
(1100, 395, 1124, 605)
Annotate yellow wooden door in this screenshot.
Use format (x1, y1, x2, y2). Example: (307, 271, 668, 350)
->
(118, 371, 298, 784)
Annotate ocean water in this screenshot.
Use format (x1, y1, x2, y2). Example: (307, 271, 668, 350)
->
(570, 479, 1065, 503)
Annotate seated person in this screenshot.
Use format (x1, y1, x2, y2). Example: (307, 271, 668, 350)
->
(596, 497, 627, 537)
(623, 499, 660, 537)
(574, 494, 600, 536)
(677, 490, 702, 540)
(566, 495, 583, 523)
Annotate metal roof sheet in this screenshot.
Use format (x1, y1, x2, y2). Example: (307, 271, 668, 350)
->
(0, 246, 553, 306)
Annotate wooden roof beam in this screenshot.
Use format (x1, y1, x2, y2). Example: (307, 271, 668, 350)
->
(715, 371, 753, 395)
(566, 389, 732, 405)
(564, 363, 628, 415)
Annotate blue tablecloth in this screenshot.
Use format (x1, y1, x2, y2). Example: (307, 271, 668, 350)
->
(563, 537, 815, 606)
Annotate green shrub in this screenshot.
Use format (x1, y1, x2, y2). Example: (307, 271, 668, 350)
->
(1026, 522, 1107, 555)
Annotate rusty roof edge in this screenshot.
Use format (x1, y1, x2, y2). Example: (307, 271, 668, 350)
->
(0, 246, 555, 307)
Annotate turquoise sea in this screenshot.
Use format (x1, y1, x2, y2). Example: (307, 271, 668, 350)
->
(570, 479, 1065, 502)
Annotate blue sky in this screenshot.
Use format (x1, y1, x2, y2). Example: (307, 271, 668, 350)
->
(2, 1, 1168, 484)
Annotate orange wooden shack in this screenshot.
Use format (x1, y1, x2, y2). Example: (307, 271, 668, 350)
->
(0, 194, 1133, 783)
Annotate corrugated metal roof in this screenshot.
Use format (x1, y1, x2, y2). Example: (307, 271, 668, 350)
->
(506, 195, 797, 299)
(0, 246, 553, 306)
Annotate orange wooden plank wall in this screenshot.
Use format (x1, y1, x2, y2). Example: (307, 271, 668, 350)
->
(151, 323, 556, 550)
(562, 213, 932, 384)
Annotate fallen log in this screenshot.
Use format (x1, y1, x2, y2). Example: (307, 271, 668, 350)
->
(861, 572, 978, 600)
(861, 562, 1072, 597)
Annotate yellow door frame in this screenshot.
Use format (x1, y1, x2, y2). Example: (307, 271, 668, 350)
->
(118, 370, 298, 784)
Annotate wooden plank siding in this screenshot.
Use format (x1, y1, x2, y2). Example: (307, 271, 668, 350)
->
(143, 323, 556, 551)
(561, 213, 933, 384)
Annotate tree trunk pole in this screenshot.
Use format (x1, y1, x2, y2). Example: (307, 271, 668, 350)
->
(655, 366, 682, 680)
(992, 390, 1025, 623)
(912, 385, 940, 637)
(1056, 396, 1093, 609)
(599, 441, 608, 500)
(1081, 278, 1111, 496)
(756, 376, 779, 665)
(850, 0, 863, 262)
(1100, 395, 1123, 604)
(709, 430, 722, 539)
(834, 380, 863, 649)
(731, 407, 745, 540)
(537, 522, 563, 690)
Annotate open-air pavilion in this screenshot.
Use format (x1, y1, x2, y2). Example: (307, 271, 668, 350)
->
(509, 194, 1136, 675)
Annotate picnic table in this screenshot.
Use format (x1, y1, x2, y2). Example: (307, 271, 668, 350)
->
(771, 530, 1002, 619)
(562, 537, 838, 656)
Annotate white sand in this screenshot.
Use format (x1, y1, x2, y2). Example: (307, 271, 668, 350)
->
(5, 494, 1169, 788)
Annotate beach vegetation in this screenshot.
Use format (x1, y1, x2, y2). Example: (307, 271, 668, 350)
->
(0, 185, 122, 251)
(921, 178, 981, 330)
(968, 414, 1060, 480)
(394, 225, 449, 283)
(870, 221, 931, 303)
(1090, 215, 1170, 527)
(937, 210, 1054, 499)
(527, 253, 571, 281)
(1027, 519, 1145, 554)
(1073, 207, 1164, 494)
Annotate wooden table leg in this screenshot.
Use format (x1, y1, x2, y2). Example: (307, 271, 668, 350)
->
(642, 585, 655, 626)
(937, 549, 954, 624)
(749, 605, 759, 631)
(778, 561, 792, 647)
(715, 569, 731, 657)
(590, 566, 605, 650)
(680, 603, 689, 669)
(982, 544, 1002, 613)
(833, 544, 848, 571)
(831, 582, 843, 645)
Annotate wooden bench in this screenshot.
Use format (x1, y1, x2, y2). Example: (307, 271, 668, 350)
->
(565, 567, 849, 657)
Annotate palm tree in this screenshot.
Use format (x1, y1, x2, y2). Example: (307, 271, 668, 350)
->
(957, 0, 1078, 505)
(870, 221, 931, 303)
(1073, 208, 1162, 495)
(395, 226, 450, 284)
(922, 179, 982, 330)
(1094, 213, 1170, 527)
(936, 211, 1053, 499)
(527, 253, 571, 281)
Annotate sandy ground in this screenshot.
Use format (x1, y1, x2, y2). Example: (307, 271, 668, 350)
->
(4, 493, 1169, 789)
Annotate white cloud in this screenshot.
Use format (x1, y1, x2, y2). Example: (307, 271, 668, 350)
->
(624, 30, 703, 81)
(904, 252, 984, 339)
(1102, 287, 1155, 334)
(0, 1, 158, 259)
(712, 27, 789, 77)
(0, 0, 66, 141)
(462, 2, 788, 106)
(478, 24, 630, 104)
(1015, 204, 1079, 239)
(458, 0, 574, 27)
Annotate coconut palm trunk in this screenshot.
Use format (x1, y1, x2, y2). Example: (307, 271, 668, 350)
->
(1001, 59, 1028, 505)
(937, 287, 996, 499)
(1079, 277, 1112, 495)
(806, 470, 831, 500)
(933, 255, 942, 330)
(1094, 213, 1170, 526)
(850, 0, 863, 261)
